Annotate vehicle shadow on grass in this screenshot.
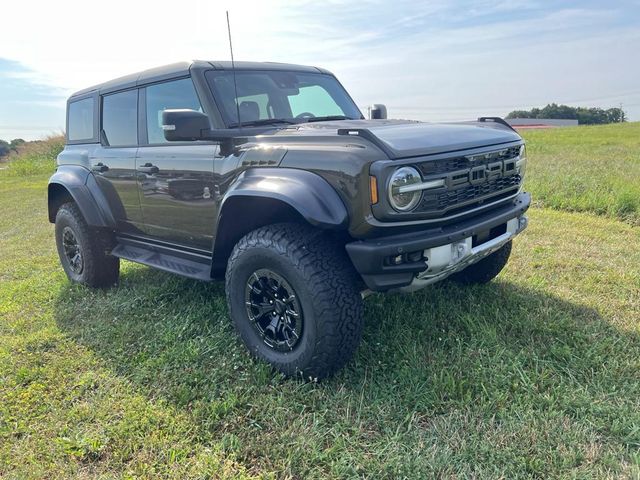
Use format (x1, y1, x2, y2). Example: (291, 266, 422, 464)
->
(53, 264, 640, 471)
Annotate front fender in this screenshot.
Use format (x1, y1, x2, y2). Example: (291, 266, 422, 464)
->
(221, 168, 348, 229)
(48, 165, 116, 228)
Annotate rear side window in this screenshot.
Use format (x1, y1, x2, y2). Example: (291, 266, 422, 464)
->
(102, 90, 138, 147)
(67, 98, 94, 142)
(145, 78, 203, 144)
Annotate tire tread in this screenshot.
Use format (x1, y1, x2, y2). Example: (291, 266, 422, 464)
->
(225, 223, 364, 379)
(55, 202, 119, 288)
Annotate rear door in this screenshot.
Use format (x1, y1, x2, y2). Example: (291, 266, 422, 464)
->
(90, 89, 142, 233)
(136, 77, 218, 250)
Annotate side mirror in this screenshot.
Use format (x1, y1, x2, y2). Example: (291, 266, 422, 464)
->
(369, 104, 387, 120)
(162, 109, 210, 141)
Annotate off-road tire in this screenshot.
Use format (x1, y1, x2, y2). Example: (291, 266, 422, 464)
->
(450, 240, 512, 285)
(225, 223, 364, 380)
(55, 202, 120, 288)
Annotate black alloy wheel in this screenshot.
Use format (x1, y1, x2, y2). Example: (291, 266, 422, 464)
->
(61, 226, 84, 274)
(245, 269, 303, 352)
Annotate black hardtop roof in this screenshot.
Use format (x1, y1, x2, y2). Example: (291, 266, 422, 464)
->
(69, 60, 331, 99)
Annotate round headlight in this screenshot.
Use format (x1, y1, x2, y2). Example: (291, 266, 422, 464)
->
(388, 166, 422, 211)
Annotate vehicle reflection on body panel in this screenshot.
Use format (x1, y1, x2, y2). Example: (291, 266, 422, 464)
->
(90, 147, 143, 233)
(136, 145, 219, 248)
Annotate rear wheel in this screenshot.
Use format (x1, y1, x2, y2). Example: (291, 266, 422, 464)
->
(225, 223, 364, 380)
(450, 240, 512, 284)
(55, 202, 119, 288)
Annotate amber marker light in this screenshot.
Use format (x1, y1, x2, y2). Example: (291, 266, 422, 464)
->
(370, 176, 379, 204)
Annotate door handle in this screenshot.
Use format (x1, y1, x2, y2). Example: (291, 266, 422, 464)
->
(91, 162, 109, 173)
(138, 163, 159, 174)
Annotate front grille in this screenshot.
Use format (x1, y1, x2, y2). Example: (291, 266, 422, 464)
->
(418, 174, 521, 213)
(412, 145, 522, 217)
(417, 146, 521, 177)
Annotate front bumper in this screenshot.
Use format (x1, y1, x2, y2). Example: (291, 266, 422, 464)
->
(346, 192, 531, 292)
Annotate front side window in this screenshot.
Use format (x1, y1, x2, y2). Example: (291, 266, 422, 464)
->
(206, 70, 362, 126)
(145, 78, 203, 144)
(102, 90, 138, 147)
(67, 97, 94, 141)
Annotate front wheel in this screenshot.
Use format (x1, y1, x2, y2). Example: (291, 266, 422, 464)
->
(225, 223, 364, 380)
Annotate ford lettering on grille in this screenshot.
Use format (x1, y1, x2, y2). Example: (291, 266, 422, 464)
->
(414, 146, 523, 217)
(446, 158, 517, 188)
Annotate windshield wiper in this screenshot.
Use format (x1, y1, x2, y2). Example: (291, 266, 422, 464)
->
(305, 115, 355, 123)
(228, 118, 297, 128)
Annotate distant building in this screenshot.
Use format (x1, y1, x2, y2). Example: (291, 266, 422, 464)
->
(506, 118, 579, 129)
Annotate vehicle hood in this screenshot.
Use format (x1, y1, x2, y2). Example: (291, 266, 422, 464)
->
(275, 119, 522, 159)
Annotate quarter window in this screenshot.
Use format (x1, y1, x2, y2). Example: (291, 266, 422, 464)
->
(102, 90, 138, 147)
(145, 78, 203, 144)
(67, 97, 94, 142)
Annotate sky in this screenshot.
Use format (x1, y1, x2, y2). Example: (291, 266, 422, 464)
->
(1, 0, 639, 140)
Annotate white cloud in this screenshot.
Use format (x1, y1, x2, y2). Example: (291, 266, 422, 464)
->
(0, 0, 639, 139)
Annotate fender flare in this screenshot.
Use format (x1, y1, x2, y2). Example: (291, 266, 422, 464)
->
(219, 168, 348, 230)
(48, 165, 116, 228)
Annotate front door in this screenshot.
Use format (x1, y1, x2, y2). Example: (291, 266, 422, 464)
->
(136, 77, 217, 250)
(91, 88, 142, 234)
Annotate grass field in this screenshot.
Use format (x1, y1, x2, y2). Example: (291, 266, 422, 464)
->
(0, 135, 63, 177)
(1, 124, 639, 478)
(523, 123, 640, 225)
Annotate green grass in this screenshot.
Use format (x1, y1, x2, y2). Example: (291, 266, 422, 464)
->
(522, 122, 640, 225)
(1, 125, 639, 478)
(1, 136, 63, 177)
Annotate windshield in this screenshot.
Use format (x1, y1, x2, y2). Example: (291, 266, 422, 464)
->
(206, 70, 363, 127)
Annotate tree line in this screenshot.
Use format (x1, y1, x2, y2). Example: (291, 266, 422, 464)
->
(0, 138, 26, 157)
(506, 104, 626, 125)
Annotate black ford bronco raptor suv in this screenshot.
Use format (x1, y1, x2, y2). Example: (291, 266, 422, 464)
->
(49, 60, 530, 379)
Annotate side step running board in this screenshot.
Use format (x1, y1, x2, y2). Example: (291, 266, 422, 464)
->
(111, 241, 213, 281)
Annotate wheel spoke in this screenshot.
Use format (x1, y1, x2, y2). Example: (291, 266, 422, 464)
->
(284, 326, 299, 340)
(268, 280, 280, 295)
(245, 300, 274, 317)
(250, 273, 264, 295)
(265, 316, 279, 337)
(282, 325, 299, 349)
